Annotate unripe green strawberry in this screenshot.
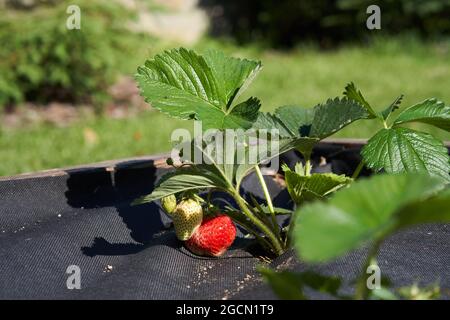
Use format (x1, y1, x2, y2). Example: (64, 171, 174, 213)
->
(161, 194, 177, 215)
(172, 198, 203, 240)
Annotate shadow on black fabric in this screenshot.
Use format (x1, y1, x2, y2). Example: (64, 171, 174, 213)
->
(81, 231, 183, 258)
(81, 237, 145, 257)
(64, 160, 173, 257)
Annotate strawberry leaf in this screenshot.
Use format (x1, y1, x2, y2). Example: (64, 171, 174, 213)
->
(254, 99, 369, 157)
(393, 98, 450, 132)
(309, 97, 371, 138)
(397, 188, 450, 227)
(343, 82, 378, 118)
(362, 127, 450, 182)
(259, 268, 343, 300)
(283, 168, 352, 204)
(203, 49, 262, 106)
(253, 112, 294, 137)
(274, 105, 315, 137)
(294, 174, 449, 262)
(132, 165, 229, 205)
(381, 94, 403, 121)
(258, 268, 307, 300)
(136, 48, 262, 130)
(197, 97, 261, 130)
(252, 106, 313, 138)
(252, 106, 319, 159)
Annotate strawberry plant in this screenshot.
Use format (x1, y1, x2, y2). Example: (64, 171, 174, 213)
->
(261, 173, 450, 299)
(344, 83, 450, 182)
(132, 48, 450, 260)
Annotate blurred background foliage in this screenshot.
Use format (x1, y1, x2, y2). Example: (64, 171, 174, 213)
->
(201, 0, 450, 48)
(0, 0, 147, 108)
(0, 0, 449, 176)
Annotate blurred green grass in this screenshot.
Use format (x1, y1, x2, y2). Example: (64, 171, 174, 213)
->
(1, 38, 449, 177)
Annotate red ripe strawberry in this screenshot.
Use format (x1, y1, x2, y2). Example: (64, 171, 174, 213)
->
(185, 215, 236, 257)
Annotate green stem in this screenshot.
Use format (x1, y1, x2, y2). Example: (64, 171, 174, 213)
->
(232, 190, 284, 256)
(225, 210, 273, 250)
(249, 194, 279, 234)
(304, 158, 312, 176)
(254, 165, 279, 236)
(355, 240, 383, 300)
(285, 205, 298, 247)
(352, 160, 365, 180)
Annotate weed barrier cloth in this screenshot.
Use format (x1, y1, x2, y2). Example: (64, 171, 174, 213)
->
(0, 140, 449, 300)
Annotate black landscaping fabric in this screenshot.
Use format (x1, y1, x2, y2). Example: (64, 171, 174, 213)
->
(0, 143, 448, 299)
